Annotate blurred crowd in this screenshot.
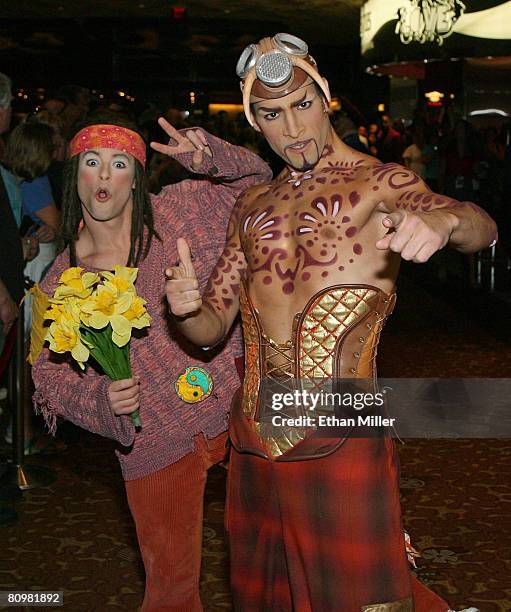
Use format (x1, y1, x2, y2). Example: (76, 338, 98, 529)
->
(331, 112, 511, 258)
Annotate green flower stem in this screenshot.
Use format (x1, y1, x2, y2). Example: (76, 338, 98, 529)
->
(80, 324, 142, 429)
(129, 409, 142, 428)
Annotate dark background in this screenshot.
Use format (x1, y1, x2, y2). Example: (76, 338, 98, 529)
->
(0, 1, 387, 116)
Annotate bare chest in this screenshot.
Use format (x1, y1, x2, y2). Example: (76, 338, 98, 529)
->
(239, 172, 383, 295)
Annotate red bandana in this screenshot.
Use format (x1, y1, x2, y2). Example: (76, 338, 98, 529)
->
(69, 124, 146, 167)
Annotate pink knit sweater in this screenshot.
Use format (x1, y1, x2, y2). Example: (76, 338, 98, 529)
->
(32, 131, 271, 480)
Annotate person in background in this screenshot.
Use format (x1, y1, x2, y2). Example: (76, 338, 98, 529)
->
(368, 121, 382, 157)
(380, 113, 405, 162)
(501, 125, 511, 257)
(55, 84, 91, 140)
(2, 121, 62, 454)
(0, 72, 39, 355)
(444, 119, 480, 203)
(402, 126, 425, 178)
(358, 124, 369, 149)
(27, 110, 67, 209)
(0, 72, 29, 526)
(43, 94, 66, 118)
(4, 122, 61, 305)
(422, 128, 442, 194)
(0, 72, 12, 161)
(333, 114, 369, 154)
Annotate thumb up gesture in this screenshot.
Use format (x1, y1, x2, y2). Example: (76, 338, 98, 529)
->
(165, 238, 202, 317)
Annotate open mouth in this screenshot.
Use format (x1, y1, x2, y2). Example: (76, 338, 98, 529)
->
(95, 188, 111, 202)
(286, 139, 312, 153)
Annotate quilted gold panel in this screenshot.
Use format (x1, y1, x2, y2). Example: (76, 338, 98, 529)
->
(298, 288, 379, 379)
(238, 284, 396, 457)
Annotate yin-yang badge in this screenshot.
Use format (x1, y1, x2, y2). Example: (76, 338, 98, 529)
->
(175, 366, 214, 403)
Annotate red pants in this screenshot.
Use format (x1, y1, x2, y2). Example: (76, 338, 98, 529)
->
(125, 432, 228, 612)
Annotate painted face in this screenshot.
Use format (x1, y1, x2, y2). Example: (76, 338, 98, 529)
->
(252, 83, 330, 172)
(77, 148, 136, 222)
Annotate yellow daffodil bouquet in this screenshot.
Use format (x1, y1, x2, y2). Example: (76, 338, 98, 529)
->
(44, 266, 151, 427)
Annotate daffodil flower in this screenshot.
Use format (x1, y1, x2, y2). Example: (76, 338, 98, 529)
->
(46, 317, 90, 369)
(44, 302, 65, 324)
(124, 295, 151, 329)
(80, 285, 134, 346)
(54, 267, 100, 300)
(101, 266, 138, 296)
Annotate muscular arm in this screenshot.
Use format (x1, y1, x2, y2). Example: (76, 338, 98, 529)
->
(372, 163, 497, 257)
(166, 190, 252, 347)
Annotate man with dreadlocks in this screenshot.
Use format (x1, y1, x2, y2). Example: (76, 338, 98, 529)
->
(32, 116, 271, 611)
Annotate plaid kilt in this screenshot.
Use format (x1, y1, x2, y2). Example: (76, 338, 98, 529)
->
(227, 435, 413, 612)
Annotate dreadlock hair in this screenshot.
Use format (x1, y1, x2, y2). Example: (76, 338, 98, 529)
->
(59, 115, 160, 267)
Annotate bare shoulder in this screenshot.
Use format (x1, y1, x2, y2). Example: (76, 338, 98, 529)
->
(237, 181, 272, 208)
(357, 160, 422, 189)
(316, 149, 381, 182)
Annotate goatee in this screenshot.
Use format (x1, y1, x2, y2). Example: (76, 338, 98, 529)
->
(299, 161, 315, 172)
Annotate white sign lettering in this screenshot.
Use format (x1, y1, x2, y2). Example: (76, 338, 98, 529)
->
(395, 0, 466, 45)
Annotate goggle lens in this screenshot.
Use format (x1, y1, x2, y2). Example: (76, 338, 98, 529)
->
(273, 33, 308, 57)
(236, 44, 258, 78)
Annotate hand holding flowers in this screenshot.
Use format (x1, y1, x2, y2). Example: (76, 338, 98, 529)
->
(44, 266, 151, 427)
(107, 377, 141, 420)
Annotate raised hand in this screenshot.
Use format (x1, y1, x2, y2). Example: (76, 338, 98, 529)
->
(165, 238, 202, 317)
(150, 117, 212, 171)
(375, 210, 454, 263)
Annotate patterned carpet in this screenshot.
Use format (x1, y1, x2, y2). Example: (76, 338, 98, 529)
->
(0, 274, 510, 611)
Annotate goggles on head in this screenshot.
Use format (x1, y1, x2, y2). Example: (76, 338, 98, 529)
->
(236, 33, 330, 127)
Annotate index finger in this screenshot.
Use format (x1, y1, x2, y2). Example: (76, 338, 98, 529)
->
(157, 117, 183, 145)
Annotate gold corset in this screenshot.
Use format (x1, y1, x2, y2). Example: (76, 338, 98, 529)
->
(235, 281, 396, 459)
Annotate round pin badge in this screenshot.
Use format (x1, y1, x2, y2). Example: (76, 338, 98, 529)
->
(175, 366, 214, 403)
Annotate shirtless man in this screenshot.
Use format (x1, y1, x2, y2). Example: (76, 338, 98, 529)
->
(165, 33, 496, 612)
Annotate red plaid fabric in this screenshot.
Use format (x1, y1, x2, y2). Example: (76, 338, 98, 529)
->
(226, 435, 448, 611)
